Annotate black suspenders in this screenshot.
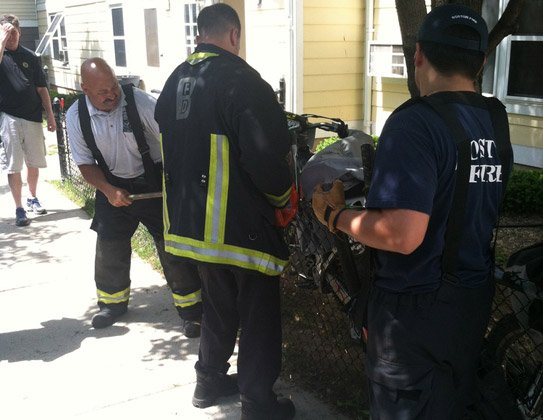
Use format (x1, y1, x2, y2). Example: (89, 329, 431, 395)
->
(419, 92, 513, 280)
(77, 83, 160, 189)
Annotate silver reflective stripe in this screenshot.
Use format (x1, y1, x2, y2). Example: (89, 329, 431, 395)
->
(172, 290, 202, 308)
(96, 287, 130, 304)
(165, 238, 287, 276)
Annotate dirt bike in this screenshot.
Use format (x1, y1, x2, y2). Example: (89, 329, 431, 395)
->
(283, 112, 375, 343)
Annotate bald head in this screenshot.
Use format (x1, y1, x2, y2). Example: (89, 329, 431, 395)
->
(81, 57, 115, 82)
(80, 58, 121, 112)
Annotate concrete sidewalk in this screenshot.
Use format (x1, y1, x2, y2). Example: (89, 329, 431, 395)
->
(0, 133, 348, 420)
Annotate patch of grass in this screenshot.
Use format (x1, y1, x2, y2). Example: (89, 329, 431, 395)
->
(47, 143, 58, 156)
(132, 226, 161, 271)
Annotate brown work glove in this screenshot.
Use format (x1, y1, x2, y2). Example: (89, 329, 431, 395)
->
(312, 179, 346, 233)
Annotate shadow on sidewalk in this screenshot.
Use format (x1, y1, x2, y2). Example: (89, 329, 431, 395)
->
(0, 284, 202, 364)
(0, 318, 129, 363)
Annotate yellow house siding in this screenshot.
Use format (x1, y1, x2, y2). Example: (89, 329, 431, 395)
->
(508, 115, 543, 147)
(303, 0, 365, 123)
(371, 78, 409, 135)
(373, 1, 403, 43)
(509, 115, 543, 167)
(370, 0, 435, 135)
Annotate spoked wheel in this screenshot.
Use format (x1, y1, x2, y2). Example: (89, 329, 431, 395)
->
(486, 314, 543, 418)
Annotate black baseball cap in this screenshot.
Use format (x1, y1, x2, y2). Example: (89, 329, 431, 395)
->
(417, 4, 488, 53)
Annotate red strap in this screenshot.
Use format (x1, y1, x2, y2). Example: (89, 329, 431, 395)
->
(274, 185, 299, 228)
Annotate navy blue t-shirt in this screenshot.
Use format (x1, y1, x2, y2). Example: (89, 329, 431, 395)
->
(0, 45, 47, 122)
(366, 93, 508, 293)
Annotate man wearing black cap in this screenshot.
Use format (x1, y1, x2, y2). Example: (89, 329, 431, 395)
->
(312, 4, 513, 419)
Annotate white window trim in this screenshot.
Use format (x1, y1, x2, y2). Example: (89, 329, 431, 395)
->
(184, 1, 206, 57)
(493, 2, 543, 117)
(35, 12, 63, 57)
(110, 5, 127, 68)
(49, 14, 69, 66)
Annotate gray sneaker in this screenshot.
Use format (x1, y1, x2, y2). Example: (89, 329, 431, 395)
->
(26, 197, 46, 214)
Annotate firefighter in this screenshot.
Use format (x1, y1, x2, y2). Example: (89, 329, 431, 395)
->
(65, 58, 202, 337)
(312, 5, 513, 419)
(155, 4, 295, 419)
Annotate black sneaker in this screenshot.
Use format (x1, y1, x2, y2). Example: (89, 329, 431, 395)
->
(182, 319, 201, 338)
(92, 305, 128, 329)
(15, 207, 30, 227)
(26, 197, 46, 214)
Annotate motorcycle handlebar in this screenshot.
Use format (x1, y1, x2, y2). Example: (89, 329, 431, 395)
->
(286, 112, 350, 139)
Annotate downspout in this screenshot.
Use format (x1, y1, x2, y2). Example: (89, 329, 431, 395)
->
(290, 0, 303, 113)
(363, 0, 374, 135)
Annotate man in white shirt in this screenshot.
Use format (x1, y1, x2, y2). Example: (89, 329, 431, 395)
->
(66, 58, 202, 335)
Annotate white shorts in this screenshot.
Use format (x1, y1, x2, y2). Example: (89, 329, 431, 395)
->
(0, 112, 47, 174)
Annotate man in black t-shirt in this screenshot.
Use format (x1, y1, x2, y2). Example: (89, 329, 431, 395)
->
(0, 14, 56, 226)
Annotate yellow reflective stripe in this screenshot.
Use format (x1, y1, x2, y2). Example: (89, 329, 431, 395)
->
(172, 290, 202, 308)
(96, 287, 130, 304)
(186, 52, 219, 65)
(265, 185, 292, 208)
(205, 134, 229, 244)
(165, 234, 287, 276)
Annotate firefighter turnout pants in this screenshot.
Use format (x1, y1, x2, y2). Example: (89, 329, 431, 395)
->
(91, 189, 202, 321)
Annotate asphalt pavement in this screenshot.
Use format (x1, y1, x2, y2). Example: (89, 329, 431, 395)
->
(0, 132, 348, 420)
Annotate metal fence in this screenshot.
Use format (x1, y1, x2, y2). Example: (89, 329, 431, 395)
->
(52, 99, 542, 420)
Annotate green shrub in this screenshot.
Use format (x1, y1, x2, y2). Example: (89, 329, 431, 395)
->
(503, 168, 543, 214)
(315, 134, 379, 154)
(314, 136, 340, 153)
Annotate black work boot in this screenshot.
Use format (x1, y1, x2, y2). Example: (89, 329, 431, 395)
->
(181, 319, 201, 338)
(192, 362, 239, 408)
(241, 397, 296, 420)
(92, 304, 127, 329)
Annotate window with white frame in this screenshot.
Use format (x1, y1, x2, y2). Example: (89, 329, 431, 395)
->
(494, 0, 543, 117)
(184, 1, 207, 56)
(49, 14, 68, 65)
(368, 43, 407, 78)
(111, 6, 127, 67)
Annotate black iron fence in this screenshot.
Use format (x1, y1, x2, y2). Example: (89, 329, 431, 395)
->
(52, 98, 542, 419)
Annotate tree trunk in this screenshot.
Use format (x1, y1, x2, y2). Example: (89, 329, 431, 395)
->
(396, 0, 524, 98)
(487, 0, 525, 56)
(395, 0, 427, 97)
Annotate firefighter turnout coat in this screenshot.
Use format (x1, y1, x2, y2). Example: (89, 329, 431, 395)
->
(155, 44, 292, 276)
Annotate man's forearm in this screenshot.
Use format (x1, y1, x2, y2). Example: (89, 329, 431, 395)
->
(36, 87, 54, 118)
(335, 208, 429, 255)
(36, 87, 57, 131)
(78, 164, 113, 195)
(79, 164, 133, 207)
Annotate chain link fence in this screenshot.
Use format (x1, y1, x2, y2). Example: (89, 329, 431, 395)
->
(52, 98, 542, 420)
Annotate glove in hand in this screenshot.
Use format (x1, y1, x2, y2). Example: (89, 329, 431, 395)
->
(312, 179, 346, 233)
